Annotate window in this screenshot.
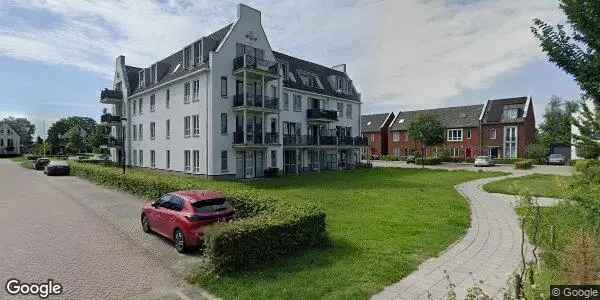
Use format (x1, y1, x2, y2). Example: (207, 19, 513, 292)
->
(346, 104, 352, 119)
(138, 150, 143, 166)
(271, 150, 277, 168)
(405, 133, 409, 142)
(193, 42, 200, 65)
(220, 113, 227, 134)
(221, 76, 227, 97)
(221, 151, 228, 171)
(184, 82, 190, 104)
(166, 89, 170, 108)
(282, 93, 289, 111)
(150, 150, 156, 168)
(138, 98, 143, 114)
(466, 128, 472, 139)
(166, 119, 170, 139)
(0, 139, 3, 147)
(447, 129, 463, 142)
(489, 128, 497, 140)
(504, 108, 519, 121)
(184, 150, 191, 172)
(166, 150, 170, 169)
(184, 116, 191, 137)
(192, 114, 200, 136)
(192, 80, 200, 101)
(193, 150, 200, 173)
(337, 102, 344, 117)
(132, 124, 137, 140)
(504, 126, 518, 158)
(132, 100, 137, 115)
(392, 132, 400, 142)
(138, 71, 144, 88)
(150, 94, 156, 112)
(451, 148, 460, 157)
(138, 123, 143, 140)
(132, 150, 137, 166)
(150, 122, 156, 140)
(293, 94, 302, 112)
(281, 63, 288, 80)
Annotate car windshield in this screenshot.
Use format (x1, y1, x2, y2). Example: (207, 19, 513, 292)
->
(550, 154, 562, 158)
(192, 198, 231, 214)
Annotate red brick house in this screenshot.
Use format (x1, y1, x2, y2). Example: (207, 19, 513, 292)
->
(386, 97, 535, 160)
(361, 112, 394, 159)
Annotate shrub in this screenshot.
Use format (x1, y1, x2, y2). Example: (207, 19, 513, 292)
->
(263, 167, 280, 177)
(68, 161, 327, 275)
(25, 154, 40, 160)
(415, 157, 442, 165)
(514, 159, 534, 169)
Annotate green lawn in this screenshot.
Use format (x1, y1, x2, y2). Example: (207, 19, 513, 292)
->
(482, 174, 570, 198)
(192, 168, 501, 299)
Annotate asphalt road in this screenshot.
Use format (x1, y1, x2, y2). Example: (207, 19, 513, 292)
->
(0, 159, 208, 300)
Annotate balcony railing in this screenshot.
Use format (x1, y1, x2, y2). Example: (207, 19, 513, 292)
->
(265, 132, 279, 144)
(100, 89, 123, 104)
(104, 136, 122, 148)
(264, 96, 279, 110)
(307, 109, 338, 121)
(100, 113, 122, 124)
(233, 131, 264, 145)
(233, 55, 278, 76)
(233, 94, 279, 110)
(283, 135, 368, 147)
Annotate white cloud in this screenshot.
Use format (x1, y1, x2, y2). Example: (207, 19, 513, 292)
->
(0, 0, 564, 111)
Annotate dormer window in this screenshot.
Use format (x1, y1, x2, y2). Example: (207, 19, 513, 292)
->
(150, 64, 156, 84)
(184, 46, 192, 69)
(138, 71, 145, 88)
(193, 41, 201, 65)
(281, 63, 289, 80)
(503, 108, 520, 121)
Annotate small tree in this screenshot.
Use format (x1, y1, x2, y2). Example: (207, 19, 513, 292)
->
(408, 114, 444, 167)
(573, 101, 600, 159)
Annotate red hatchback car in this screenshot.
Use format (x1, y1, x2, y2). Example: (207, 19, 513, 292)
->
(141, 190, 234, 253)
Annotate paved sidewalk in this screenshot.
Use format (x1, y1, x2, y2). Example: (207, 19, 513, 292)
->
(371, 175, 547, 300)
(369, 160, 573, 176)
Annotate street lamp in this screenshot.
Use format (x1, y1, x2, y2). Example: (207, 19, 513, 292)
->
(120, 117, 127, 175)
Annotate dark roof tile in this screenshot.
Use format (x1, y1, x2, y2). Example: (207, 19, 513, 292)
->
(390, 104, 484, 131)
(361, 113, 393, 133)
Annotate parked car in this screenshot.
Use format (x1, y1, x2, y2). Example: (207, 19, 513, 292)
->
(141, 190, 234, 253)
(547, 153, 566, 165)
(33, 158, 50, 170)
(474, 156, 495, 167)
(44, 161, 70, 176)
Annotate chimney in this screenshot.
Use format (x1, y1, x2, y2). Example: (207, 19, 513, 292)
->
(332, 64, 346, 73)
(237, 4, 261, 22)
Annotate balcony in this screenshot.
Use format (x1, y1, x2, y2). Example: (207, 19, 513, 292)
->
(233, 55, 279, 79)
(100, 89, 123, 104)
(283, 135, 368, 147)
(233, 131, 265, 147)
(232, 94, 279, 112)
(265, 132, 280, 144)
(283, 135, 318, 146)
(100, 113, 122, 125)
(307, 109, 338, 122)
(104, 136, 122, 148)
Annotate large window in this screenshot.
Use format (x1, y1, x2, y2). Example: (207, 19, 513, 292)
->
(293, 95, 302, 112)
(193, 150, 200, 173)
(150, 150, 156, 168)
(166, 150, 170, 169)
(138, 98, 143, 114)
(166, 119, 170, 139)
(150, 122, 156, 140)
(192, 80, 200, 102)
(447, 129, 463, 142)
(221, 76, 227, 97)
(132, 124, 137, 140)
(192, 115, 200, 136)
(132, 100, 137, 115)
(504, 126, 517, 158)
(166, 89, 170, 108)
(220, 113, 227, 134)
(184, 116, 191, 137)
(138, 123, 143, 140)
(221, 150, 228, 171)
(138, 150, 143, 166)
(150, 94, 156, 112)
(271, 150, 277, 168)
(132, 150, 137, 166)
(184, 150, 191, 172)
(489, 128, 497, 140)
(337, 102, 344, 117)
(184, 82, 190, 104)
(503, 108, 519, 121)
(346, 104, 352, 119)
(282, 93, 289, 111)
(392, 132, 400, 142)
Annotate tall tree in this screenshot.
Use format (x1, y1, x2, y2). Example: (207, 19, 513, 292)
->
(538, 95, 578, 146)
(47, 116, 96, 154)
(408, 114, 444, 167)
(88, 125, 110, 154)
(531, 1, 600, 105)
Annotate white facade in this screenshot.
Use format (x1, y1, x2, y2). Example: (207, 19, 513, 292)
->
(571, 98, 597, 159)
(0, 121, 21, 155)
(101, 4, 364, 179)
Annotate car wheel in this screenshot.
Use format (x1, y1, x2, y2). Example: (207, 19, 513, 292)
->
(174, 229, 186, 253)
(141, 215, 151, 233)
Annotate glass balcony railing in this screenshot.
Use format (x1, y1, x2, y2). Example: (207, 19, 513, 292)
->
(307, 109, 338, 121)
(233, 55, 278, 76)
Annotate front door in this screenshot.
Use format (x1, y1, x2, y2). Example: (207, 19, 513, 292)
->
(489, 147, 499, 159)
(245, 151, 255, 178)
(504, 126, 517, 158)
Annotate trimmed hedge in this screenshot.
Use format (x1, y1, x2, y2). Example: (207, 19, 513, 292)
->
(68, 161, 327, 274)
(514, 159, 534, 170)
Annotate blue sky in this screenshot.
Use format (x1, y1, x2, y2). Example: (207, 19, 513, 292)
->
(0, 0, 581, 137)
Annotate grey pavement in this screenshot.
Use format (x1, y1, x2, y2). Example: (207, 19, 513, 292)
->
(371, 169, 566, 299)
(369, 160, 573, 176)
(0, 159, 212, 300)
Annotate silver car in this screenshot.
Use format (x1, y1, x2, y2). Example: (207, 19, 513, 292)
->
(548, 153, 566, 165)
(474, 156, 495, 167)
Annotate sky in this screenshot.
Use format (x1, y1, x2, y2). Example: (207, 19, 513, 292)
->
(0, 0, 582, 137)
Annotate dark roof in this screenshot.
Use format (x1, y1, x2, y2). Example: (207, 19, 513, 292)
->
(273, 51, 360, 101)
(125, 65, 141, 93)
(390, 104, 484, 131)
(481, 97, 528, 124)
(128, 24, 232, 96)
(361, 113, 393, 133)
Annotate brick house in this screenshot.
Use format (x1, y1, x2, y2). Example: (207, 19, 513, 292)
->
(387, 97, 535, 160)
(361, 113, 394, 159)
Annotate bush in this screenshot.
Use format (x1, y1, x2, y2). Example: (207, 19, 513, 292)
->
(514, 159, 534, 169)
(68, 161, 327, 275)
(415, 157, 442, 165)
(25, 154, 40, 160)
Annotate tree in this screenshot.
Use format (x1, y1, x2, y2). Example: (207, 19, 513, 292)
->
(538, 95, 578, 146)
(88, 125, 110, 154)
(2, 117, 35, 148)
(573, 101, 600, 158)
(47, 116, 96, 154)
(408, 114, 445, 167)
(531, 1, 600, 106)
(65, 126, 85, 154)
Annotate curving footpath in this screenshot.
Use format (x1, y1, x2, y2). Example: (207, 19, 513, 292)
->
(372, 175, 546, 300)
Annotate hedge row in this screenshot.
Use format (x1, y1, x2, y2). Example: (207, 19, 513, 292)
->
(68, 161, 327, 274)
(514, 159, 534, 170)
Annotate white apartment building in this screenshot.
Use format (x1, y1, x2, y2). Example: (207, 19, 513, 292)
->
(0, 121, 22, 155)
(100, 4, 365, 179)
